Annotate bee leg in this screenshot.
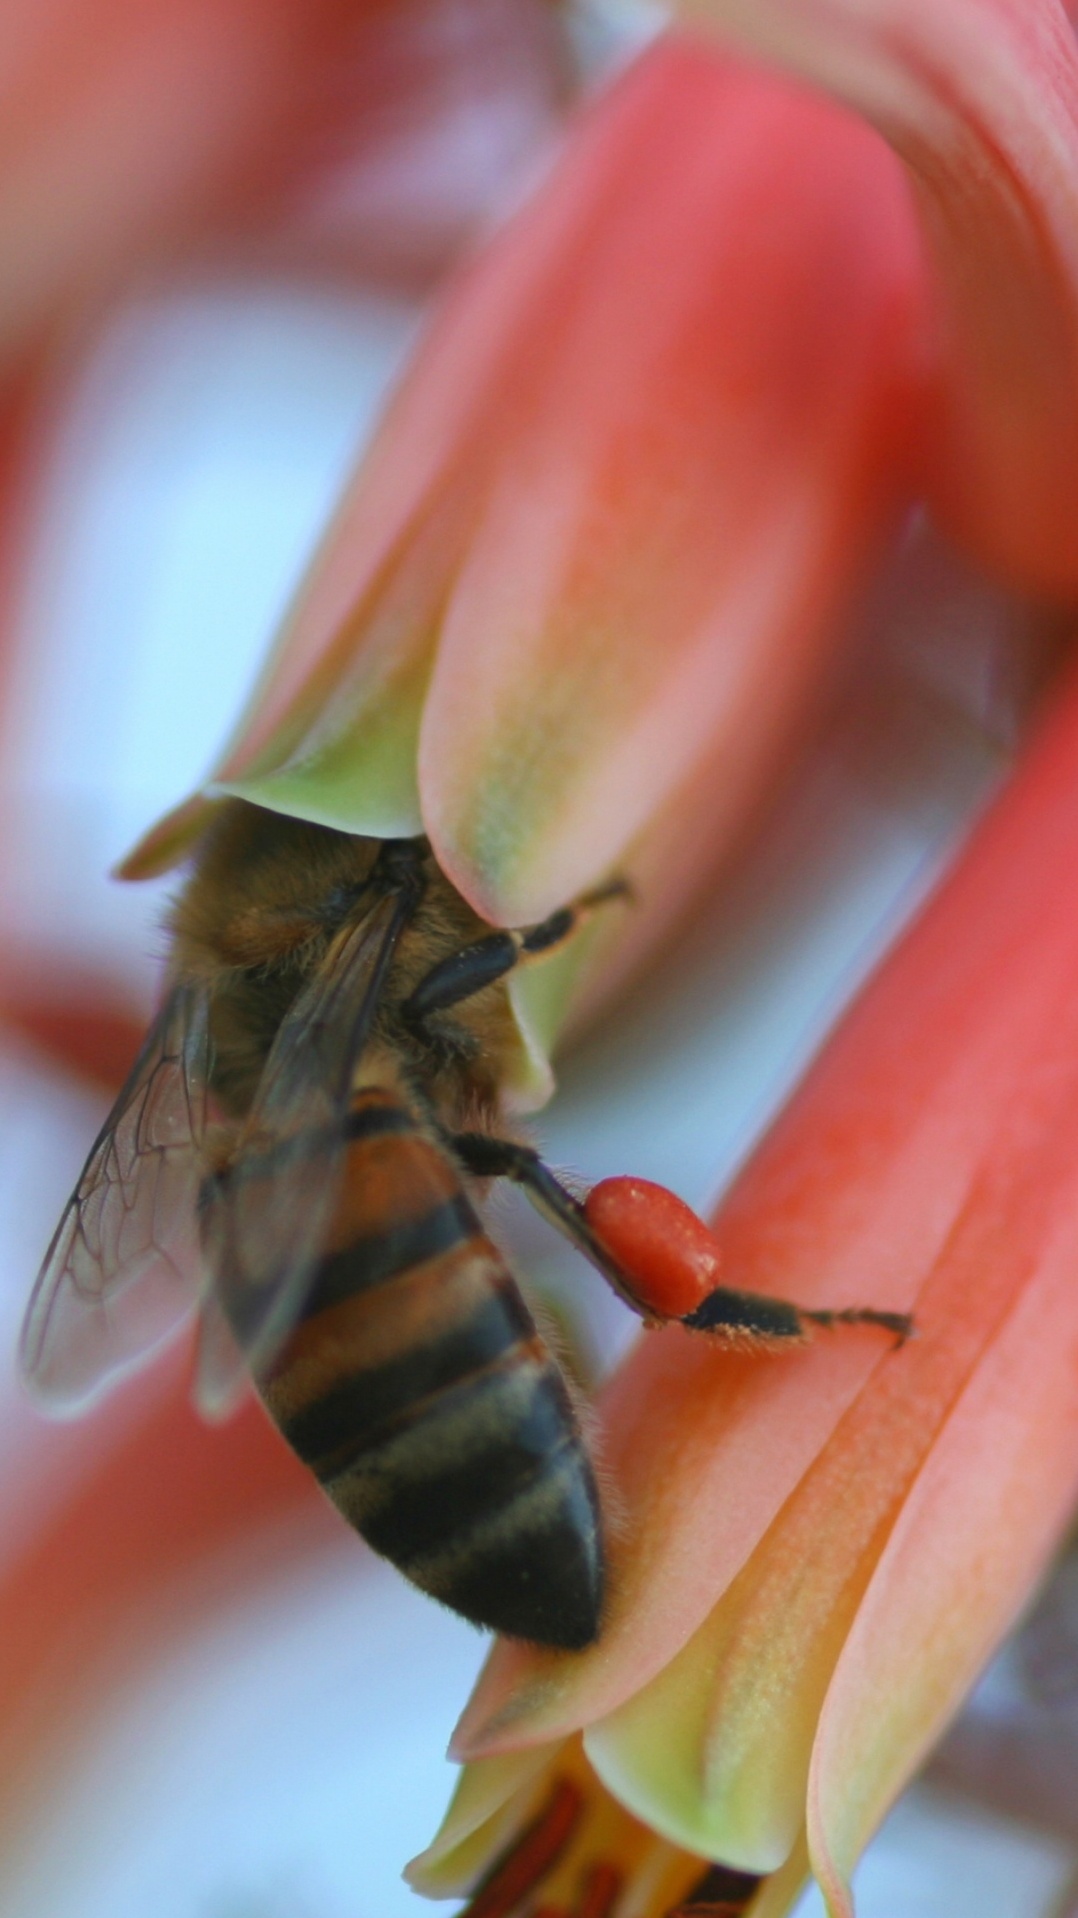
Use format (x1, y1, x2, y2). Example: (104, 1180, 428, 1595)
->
(450, 1132, 647, 1315)
(453, 1134, 914, 1348)
(678, 1290, 913, 1346)
(400, 879, 631, 1035)
(455, 1132, 811, 1335)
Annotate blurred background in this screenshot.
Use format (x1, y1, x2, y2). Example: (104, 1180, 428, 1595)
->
(0, 2, 1076, 1914)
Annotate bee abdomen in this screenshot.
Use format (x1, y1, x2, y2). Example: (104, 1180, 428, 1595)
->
(262, 1090, 604, 1650)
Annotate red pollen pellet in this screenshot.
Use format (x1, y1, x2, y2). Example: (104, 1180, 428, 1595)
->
(584, 1177, 722, 1320)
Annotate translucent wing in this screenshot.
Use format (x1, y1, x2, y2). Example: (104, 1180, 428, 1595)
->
(197, 878, 418, 1416)
(20, 980, 210, 1415)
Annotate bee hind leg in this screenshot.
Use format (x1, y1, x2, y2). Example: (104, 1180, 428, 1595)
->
(679, 1289, 913, 1347)
(451, 1134, 834, 1340)
(450, 1132, 651, 1317)
(453, 1134, 913, 1349)
(399, 879, 631, 1037)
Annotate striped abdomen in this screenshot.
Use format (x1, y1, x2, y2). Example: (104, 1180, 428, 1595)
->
(257, 1088, 604, 1650)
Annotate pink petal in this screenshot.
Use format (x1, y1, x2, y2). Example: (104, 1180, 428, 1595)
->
(130, 66, 581, 863)
(0, 956, 144, 1090)
(419, 38, 924, 924)
(676, 0, 1078, 590)
(0, 1353, 328, 1808)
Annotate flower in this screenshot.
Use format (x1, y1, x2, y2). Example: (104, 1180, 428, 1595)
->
(118, 34, 925, 1102)
(410, 658, 1078, 1916)
(674, 0, 1078, 593)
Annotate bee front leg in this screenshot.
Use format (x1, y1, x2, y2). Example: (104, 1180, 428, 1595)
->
(399, 879, 631, 1038)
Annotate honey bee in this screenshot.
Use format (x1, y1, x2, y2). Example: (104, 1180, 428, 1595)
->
(21, 801, 911, 1651)
(21, 802, 644, 1649)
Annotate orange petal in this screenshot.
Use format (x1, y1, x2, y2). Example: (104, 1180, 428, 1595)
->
(676, 0, 1078, 591)
(454, 656, 1078, 1759)
(419, 38, 924, 923)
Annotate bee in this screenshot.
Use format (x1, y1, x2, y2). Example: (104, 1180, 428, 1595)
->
(20, 801, 912, 1651)
(20, 802, 644, 1650)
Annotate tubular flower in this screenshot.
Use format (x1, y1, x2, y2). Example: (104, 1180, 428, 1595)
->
(120, 32, 925, 1098)
(674, 0, 1078, 593)
(415, 666, 1078, 1916)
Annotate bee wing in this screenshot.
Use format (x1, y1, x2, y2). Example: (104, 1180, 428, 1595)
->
(197, 880, 416, 1417)
(19, 980, 211, 1415)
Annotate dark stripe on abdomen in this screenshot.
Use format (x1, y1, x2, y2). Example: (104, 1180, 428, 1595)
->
(335, 1350, 598, 1649)
(322, 1342, 604, 1650)
(343, 1101, 415, 1143)
(282, 1282, 535, 1466)
(332, 1363, 581, 1560)
(298, 1193, 478, 1316)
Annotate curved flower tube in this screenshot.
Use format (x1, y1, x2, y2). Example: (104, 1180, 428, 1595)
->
(421, 662, 1078, 1914)
(119, 34, 924, 1098)
(675, 0, 1078, 593)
